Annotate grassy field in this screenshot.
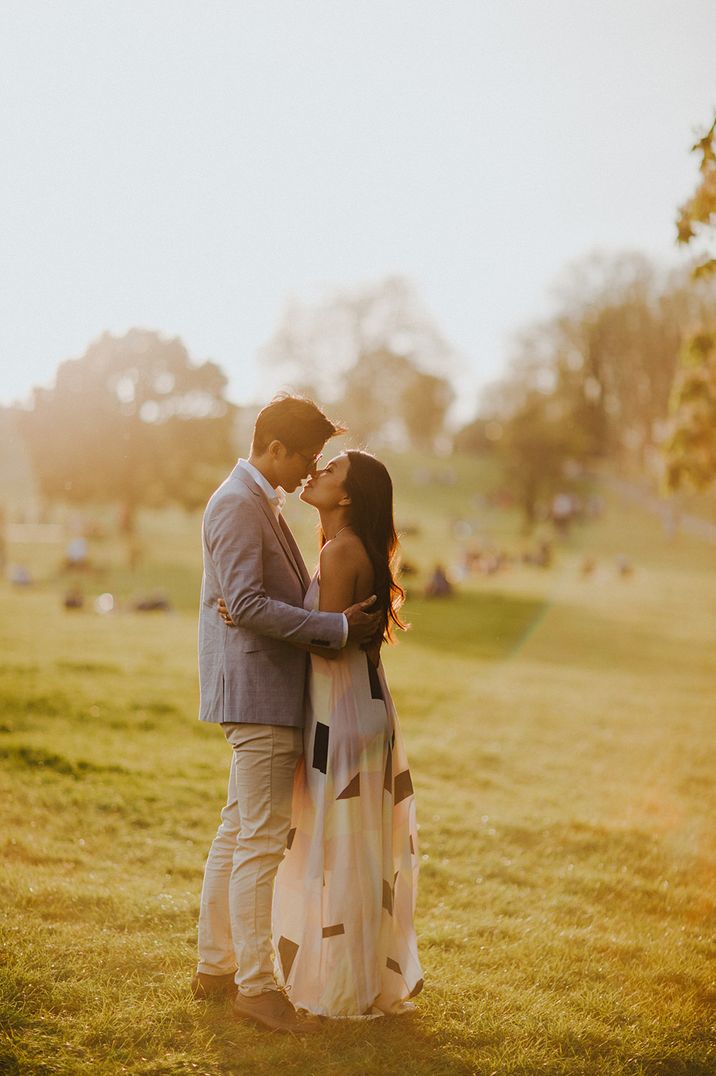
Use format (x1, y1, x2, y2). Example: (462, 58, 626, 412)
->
(1, 459, 715, 1075)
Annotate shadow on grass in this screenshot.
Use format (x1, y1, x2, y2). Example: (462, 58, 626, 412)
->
(525, 599, 716, 679)
(404, 590, 547, 661)
(0, 690, 74, 720)
(197, 997, 489, 1076)
(0, 745, 127, 778)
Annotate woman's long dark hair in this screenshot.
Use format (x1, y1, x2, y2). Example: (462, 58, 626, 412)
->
(339, 450, 407, 643)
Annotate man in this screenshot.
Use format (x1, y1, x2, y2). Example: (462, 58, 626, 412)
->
(192, 395, 381, 1032)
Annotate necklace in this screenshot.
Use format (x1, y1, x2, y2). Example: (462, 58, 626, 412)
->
(330, 524, 353, 540)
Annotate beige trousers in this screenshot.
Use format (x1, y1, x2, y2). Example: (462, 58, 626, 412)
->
(197, 722, 303, 996)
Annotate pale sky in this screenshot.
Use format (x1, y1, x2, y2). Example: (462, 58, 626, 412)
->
(1, 1, 714, 418)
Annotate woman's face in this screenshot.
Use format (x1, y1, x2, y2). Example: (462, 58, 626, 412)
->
(299, 453, 351, 509)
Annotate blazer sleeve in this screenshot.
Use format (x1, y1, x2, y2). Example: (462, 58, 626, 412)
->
(204, 493, 345, 650)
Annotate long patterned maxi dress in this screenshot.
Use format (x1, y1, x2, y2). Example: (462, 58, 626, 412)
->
(272, 575, 423, 1017)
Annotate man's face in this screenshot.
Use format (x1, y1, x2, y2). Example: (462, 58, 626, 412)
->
(275, 442, 325, 493)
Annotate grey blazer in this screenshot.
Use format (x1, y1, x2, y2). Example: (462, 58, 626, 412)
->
(197, 464, 345, 727)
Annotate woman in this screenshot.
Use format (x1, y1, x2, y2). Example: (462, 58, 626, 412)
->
(271, 450, 423, 1018)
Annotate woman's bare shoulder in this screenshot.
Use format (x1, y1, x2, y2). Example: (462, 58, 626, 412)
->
(321, 531, 371, 570)
(320, 532, 374, 601)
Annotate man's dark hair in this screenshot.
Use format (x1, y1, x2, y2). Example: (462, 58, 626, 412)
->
(251, 393, 346, 454)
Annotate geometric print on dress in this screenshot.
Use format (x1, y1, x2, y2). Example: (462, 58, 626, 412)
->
(337, 772, 360, 799)
(366, 655, 384, 700)
(271, 573, 423, 1017)
(312, 721, 329, 773)
(277, 935, 299, 980)
(394, 768, 413, 804)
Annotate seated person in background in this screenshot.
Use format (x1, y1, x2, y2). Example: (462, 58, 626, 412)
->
(63, 587, 84, 610)
(425, 564, 453, 598)
(64, 536, 89, 571)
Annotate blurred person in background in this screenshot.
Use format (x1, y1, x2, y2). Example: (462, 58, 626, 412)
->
(425, 563, 454, 597)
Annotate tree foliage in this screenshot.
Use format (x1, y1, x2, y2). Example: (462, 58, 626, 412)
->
(458, 249, 716, 525)
(401, 369, 455, 451)
(676, 116, 716, 272)
(665, 115, 716, 492)
(336, 348, 454, 448)
(664, 333, 716, 492)
(21, 329, 235, 528)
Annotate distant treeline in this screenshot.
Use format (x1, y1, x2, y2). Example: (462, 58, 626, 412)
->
(456, 252, 716, 524)
(3, 257, 715, 531)
(5, 115, 716, 532)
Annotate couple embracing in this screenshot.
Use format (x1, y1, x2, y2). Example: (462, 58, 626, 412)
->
(192, 395, 423, 1031)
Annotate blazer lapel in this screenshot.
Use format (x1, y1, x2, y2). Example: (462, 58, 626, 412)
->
(232, 467, 307, 590)
(278, 513, 312, 592)
(257, 497, 307, 590)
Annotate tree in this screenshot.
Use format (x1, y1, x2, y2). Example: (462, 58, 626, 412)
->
(548, 253, 695, 469)
(453, 415, 497, 456)
(336, 348, 454, 449)
(463, 249, 710, 521)
(401, 369, 455, 451)
(21, 329, 235, 531)
(665, 115, 716, 492)
(0, 407, 38, 513)
(259, 275, 458, 447)
(338, 349, 414, 444)
(497, 390, 588, 529)
(473, 251, 710, 495)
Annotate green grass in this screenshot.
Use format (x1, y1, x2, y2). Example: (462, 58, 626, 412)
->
(1, 465, 715, 1075)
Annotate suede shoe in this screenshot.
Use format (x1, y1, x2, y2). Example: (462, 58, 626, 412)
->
(190, 971, 237, 1000)
(232, 988, 318, 1033)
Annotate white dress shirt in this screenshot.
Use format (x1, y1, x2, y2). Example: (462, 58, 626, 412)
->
(238, 458, 285, 519)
